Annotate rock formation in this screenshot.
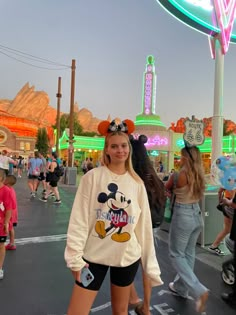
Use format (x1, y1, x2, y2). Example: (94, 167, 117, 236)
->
(0, 83, 104, 132)
(8, 83, 50, 122)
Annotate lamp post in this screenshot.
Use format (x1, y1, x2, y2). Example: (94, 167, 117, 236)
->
(68, 59, 76, 167)
(56, 77, 62, 156)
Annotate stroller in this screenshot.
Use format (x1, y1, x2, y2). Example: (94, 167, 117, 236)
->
(221, 235, 235, 286)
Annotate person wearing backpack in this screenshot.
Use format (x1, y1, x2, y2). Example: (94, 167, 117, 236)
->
(28, 151, 43, 198)
(39, 152, 61, 204)
(128, 135, 166, 315)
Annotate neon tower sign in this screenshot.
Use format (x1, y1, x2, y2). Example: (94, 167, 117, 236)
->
(142, 55, 157, 115)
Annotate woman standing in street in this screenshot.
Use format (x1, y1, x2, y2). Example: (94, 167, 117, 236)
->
(129, 134, 166, 315)
(64, 119, 162, 315)
(165, 145, 209, 313)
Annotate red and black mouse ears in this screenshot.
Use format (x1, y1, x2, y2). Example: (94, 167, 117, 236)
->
(98, 119, 135, 136)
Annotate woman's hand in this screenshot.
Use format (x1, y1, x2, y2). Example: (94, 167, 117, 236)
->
(71, 263, 89, 283)
(3, 223, 9, 235)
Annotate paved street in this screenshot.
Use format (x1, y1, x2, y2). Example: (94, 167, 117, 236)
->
(0, 173, 235, 315)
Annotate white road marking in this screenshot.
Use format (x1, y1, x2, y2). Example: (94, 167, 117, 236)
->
(12, 236, 185, 315)
(15, 234, 67, 245)
(91, 302, 111, 312)
(153, 303, 175, 314)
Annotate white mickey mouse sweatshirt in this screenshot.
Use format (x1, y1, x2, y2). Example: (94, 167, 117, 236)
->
(64, 166, 163, 287)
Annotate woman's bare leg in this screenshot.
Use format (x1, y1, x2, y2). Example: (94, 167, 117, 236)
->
(111, 283, 131, 315)
(67, 284, 98, 315)
(129, 283, 141, 305)
(141, 271, 152, 315)
(212, 216, 232, 247)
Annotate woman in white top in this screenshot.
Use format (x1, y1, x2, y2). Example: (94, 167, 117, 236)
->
(65, 119, 162, 315)
(0, 150, 17, 175)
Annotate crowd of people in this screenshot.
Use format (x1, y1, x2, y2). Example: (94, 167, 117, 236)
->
(64, 118, 236, 314)
(0, 119, 236, 313)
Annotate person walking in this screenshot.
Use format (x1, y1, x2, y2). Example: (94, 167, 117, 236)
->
(129, 134, 166, 315)
(0, 170, 14, 279)
(0, 150, 17, 175)
(165, 145, 209, 313)
(39, 152, 61, 204)
(221, 194, 236, 308)
(208, 188, 235, 255)
(4, 175, 18, 250)
(27, 151, 43, 197)
(64, 119, 163, 315)
(16, 156, 24, 178)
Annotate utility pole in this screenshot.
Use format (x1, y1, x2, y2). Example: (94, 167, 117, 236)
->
(68, 59, 76, 167)
(56, 76, 62, 156)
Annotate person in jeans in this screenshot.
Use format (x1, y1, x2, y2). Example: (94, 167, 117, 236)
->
(165, 145, 209, 313)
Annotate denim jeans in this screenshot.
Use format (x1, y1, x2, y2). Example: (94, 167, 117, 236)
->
(169, 202, 208, 298)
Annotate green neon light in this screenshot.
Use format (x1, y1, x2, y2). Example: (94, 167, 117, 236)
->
(135, 115, 166, 127)
(169, 0, 219, 32)
(157, 0, 236, 42)
(135, 120, 166, 127)
(147, 55, 155, 64)
(176, 135, 236, 153)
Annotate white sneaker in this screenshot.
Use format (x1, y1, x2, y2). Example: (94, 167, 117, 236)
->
(168, 282, 188, 299)
(0, 269, 4, 280)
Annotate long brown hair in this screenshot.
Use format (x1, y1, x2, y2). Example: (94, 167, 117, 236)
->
(102, 131, 141, 182)
(181, 146, 205, 199)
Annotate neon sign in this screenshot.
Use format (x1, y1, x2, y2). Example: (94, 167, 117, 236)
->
(185, 0, 213, 11)
(214, 0, 236, 53)
(145, 135, 168, 147)
(156, 0, 236, 48)
(142, 55, 157, 115)
(145, 73, 153, 114)
(133, 133, 169, 148)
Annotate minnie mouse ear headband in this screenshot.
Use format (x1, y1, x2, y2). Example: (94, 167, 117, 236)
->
(129, 134, 148, 144)
(98, 119, 135, 136)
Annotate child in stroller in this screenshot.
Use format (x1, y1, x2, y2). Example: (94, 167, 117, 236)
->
(222, 234, 235, 286)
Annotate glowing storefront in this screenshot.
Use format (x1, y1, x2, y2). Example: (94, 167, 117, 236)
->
(58, 54, 236, 173)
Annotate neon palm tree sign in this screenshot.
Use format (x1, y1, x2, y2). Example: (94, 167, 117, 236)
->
(157, 0, 236, 54)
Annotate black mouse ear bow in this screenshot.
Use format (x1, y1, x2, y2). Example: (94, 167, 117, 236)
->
(139, 135, 148, 144)
(129, 135, 135, 142)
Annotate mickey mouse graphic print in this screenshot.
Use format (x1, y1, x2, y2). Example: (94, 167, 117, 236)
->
(95, 183, 133, 242)
(65, 165, 163, 287)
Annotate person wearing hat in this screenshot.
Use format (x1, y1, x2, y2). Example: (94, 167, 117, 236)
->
(0, 150, 17, 175)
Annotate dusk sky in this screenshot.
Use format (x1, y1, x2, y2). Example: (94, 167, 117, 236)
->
(0, 0, 236, 128)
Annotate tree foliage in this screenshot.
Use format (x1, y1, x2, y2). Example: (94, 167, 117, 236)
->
(54, 113, 83, 136)
(35, 128, 50, 155)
